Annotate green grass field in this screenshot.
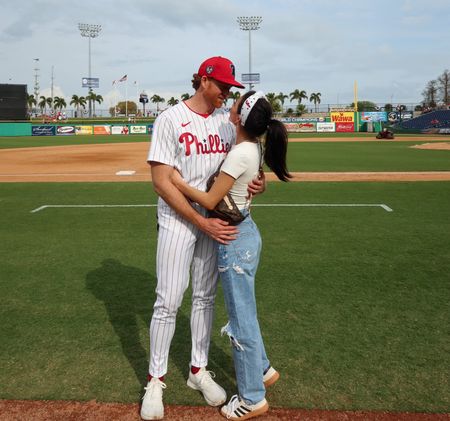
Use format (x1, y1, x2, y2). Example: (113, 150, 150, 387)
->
(1, 180, 449, 412)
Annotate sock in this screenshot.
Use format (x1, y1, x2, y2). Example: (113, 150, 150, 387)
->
(191, 365, 201, 375)
(147, 374, 165, 382)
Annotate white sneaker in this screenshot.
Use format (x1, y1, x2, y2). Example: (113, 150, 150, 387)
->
(263, 366, 280, 388)
(220, 394, 269, 420)
(187, 367, 227, 406)
(140, 378, 167, 420)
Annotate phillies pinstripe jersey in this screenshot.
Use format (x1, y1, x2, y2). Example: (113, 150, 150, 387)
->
(148, 102, 235, 193)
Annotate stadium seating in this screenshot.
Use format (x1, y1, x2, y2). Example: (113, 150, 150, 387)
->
(395, 110, 450, 131)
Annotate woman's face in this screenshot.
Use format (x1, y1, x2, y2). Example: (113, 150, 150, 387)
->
(229, 96, 242, 126)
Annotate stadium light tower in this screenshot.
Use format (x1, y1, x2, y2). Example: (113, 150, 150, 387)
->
(78, 23, 102, 117)
(237, 16, 262, 90)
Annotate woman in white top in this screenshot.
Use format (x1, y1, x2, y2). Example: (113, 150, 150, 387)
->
(172, 90, 291, 420)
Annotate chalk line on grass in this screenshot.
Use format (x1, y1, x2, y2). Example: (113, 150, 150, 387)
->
(30, 203, 393, 213)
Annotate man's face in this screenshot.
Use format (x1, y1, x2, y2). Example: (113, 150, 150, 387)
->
(206, 77, 232, 109)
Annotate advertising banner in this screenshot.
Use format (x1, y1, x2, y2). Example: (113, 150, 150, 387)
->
(335, 122, 355, 132)
(130, 125, 147, 134)
(317, 122, 335, 132)
(280, 117, 325, 123)
(147, 124, 154, 134)
(283, 123, 301, 132)
(331, 112, 355, 123)
(56, 126, 76, 135)
(387, 112, 399, 123)
(111, 125, 129, 135)
(93, 125, 111, 135)
(75, 126, 93, 135)
(387, 111, 413, 122)
(401, 111, 413, 120)
(360, 112, 387, 122)
(32, 125, 56, 136)
(298, 122, 316, 132)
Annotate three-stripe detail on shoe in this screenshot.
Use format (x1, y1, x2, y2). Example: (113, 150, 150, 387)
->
(234, 405, 251, 417)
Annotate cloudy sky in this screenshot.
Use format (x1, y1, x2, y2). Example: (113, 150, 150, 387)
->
(1, 0, 449, 110)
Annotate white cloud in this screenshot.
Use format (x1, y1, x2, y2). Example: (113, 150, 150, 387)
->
(1, 0, 449, 108)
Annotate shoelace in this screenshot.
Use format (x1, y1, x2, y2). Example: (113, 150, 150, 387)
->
(197, 369, 217, 386)
(143, 379, 167, 398)
(224, 395, 244, 419)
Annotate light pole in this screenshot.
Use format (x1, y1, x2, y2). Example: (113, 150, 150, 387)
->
(33, 58, 40, 115)
(78, 23, 102, 118)
(237, 16, 262, 90)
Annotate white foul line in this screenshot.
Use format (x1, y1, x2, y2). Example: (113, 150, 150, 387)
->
(30, 203, 393, 213)
(252, 203, 393, 212)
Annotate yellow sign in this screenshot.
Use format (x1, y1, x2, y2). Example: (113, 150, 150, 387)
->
(330, 112, 355, 123)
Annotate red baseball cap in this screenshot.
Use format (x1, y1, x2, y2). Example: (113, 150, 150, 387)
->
(198, 56, 245, 89)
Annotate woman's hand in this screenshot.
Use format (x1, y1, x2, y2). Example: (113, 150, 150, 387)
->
(247, 170, 266, 196)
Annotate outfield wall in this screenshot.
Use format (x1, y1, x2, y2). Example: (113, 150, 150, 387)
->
(0, 123, 154, 137)
(2, 112, 441, 136)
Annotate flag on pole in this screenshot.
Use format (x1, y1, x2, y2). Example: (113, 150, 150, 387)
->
(119, 74, 127, 82)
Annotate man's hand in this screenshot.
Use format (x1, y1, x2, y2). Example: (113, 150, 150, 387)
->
(200, 218, 238, 245)
(247, 170, 266, 196)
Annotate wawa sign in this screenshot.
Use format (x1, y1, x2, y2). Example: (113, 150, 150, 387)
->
(330, 112, 355, 123)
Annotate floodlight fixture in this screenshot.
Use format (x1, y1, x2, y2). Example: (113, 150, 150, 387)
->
(237, 16, 263, 89)
(78, 23, 102, 117)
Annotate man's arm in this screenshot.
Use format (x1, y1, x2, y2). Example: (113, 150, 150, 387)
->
(150, 162, 238, 244)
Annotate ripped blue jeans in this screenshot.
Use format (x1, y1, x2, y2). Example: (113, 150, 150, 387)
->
(218, 212, 270, 404)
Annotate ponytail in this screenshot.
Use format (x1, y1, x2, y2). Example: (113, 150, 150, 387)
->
(238, 91, 292, 182)
(264, 119, 292, 182)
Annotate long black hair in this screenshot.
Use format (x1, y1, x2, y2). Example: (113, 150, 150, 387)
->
(237, 90, 291, 182)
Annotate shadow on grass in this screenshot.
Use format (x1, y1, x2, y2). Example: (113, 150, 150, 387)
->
(85, 259, 235, 395)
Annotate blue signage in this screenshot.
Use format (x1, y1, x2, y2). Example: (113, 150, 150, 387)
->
(32, 125, 56, 136)
(82, 77, 99, 88)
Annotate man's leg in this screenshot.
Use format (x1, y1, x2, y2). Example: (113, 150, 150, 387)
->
(149, 204, 197, 377)
(141, 205, 196, 420)
(190, 230, 218, 368)
(186, 229, 226, 406)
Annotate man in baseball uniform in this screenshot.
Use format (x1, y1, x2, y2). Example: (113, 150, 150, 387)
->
(141, 56, 264, 420)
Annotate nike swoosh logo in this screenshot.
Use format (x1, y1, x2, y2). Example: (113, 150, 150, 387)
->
(181, 122, 191, 127)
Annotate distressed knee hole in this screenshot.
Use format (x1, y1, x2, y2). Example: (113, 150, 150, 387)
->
(221, 322, 244, 351)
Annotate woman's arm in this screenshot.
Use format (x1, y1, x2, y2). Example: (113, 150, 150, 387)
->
(171, 170, 235, 210)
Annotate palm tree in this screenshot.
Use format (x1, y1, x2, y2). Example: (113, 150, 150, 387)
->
(290, 89, 308, 106)
(181, 93, 190, 101)
(309, 92, 322, 112)
(296, 104, 307, 116)
(46, 97, 53, 113)
(151, 94, 165, 113)
(167, 97, 179, 107)
(93, 94, 103, 116)
(276, 92, 288, 112)
(228, 91, 241, 103)
(38, 96, 47, 114)
(70, 95, 86, 117)
(86, 92, 103, 116)
(266, 93, 282, 113)
(53, 96, 67, 111)
(26, 94, 37, 114)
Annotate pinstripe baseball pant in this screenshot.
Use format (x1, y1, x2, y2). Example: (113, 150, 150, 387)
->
(149, 202, 218, 377)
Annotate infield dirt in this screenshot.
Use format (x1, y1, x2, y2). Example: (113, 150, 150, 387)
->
(0, 137, 449, 183)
